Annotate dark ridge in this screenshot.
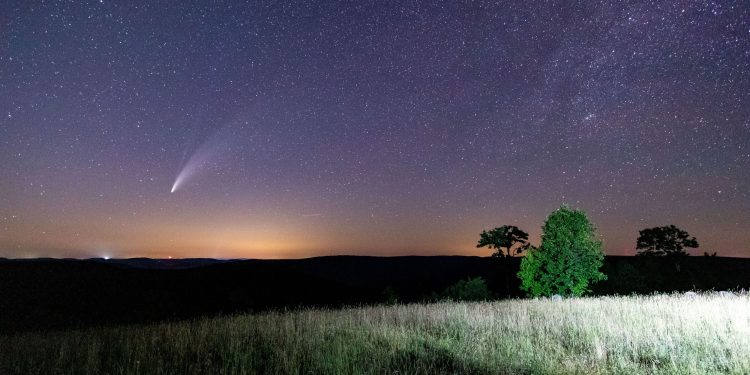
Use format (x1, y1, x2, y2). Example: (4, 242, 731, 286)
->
(0, 256, 748, 334)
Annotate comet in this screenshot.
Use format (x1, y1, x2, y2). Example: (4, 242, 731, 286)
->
(171, 127, 232, 193)
(170, 177, 182, 193)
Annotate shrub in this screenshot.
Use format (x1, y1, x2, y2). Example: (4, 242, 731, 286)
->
(438, 277, 493, 301)
(381, 286, 399, 304)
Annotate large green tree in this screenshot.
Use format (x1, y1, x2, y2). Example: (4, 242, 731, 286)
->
(518, 206, 606, 297)
(636, 225, 698, 257)
(476, 225, 529, 257)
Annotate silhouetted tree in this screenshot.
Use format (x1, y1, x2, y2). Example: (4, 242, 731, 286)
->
(703, 251, 717, 257)
(636, 225, 698, 257)
(476, 225, 529, 257)
(518, 206, 606, 297)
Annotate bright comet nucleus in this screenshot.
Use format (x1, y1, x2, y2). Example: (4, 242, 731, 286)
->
(170, 175, 183, 193)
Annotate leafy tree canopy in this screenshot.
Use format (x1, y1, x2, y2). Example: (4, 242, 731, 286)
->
(636, 225, 698, 257)
(476, 225, 529, 257)
(518, 206, 606, 297)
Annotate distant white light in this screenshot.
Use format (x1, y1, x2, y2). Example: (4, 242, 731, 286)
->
(104, 256, 110, 260)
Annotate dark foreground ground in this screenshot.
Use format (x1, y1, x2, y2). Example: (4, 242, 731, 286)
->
(0, 255, 748, 334)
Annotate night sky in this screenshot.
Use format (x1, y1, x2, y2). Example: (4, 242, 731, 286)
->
(2, 1, 749, 259)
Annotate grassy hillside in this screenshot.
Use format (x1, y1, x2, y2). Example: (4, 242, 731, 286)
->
(2, 293, 748, 374)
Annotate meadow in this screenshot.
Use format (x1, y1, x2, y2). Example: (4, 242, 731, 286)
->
(1, 292, 748, 374)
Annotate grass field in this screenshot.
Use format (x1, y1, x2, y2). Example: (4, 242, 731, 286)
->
(1, 292, 748, 374)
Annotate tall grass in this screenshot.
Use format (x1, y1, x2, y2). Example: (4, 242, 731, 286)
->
(1, 292, 748, 374)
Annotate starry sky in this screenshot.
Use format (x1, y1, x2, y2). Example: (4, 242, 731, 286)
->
(1, 1, 749, 259)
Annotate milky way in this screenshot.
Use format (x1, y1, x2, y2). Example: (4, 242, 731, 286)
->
(1, 1, 748, 258)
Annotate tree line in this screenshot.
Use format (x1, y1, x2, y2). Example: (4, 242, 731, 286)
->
(476, 206, 706, 297)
